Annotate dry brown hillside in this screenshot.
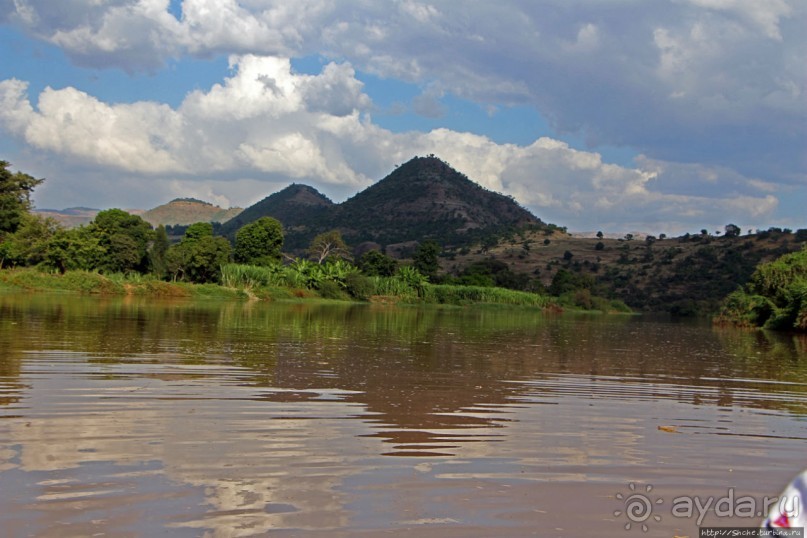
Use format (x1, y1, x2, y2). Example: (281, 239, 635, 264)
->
(141, 198, 242, 227)
(442, 228, 804, 314)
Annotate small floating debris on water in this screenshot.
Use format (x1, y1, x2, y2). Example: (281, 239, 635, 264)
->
(657, 425, 679, 433)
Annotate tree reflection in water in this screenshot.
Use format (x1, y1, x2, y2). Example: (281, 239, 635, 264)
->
(0, 294, 805, 536)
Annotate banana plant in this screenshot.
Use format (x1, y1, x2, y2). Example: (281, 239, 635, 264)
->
(321, 259, 355, 288)
(288, 258, 325, 289)
(396, 266, 428, 296)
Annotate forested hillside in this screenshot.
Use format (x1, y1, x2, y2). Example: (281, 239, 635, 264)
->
(222, 156, 548, 252)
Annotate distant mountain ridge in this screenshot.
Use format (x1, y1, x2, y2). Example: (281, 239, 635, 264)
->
(141, 198, 242, 227)
(222, 156, 545, 252)
(34, 207, 101, 228)
(37, 207, 99, 215)
(36, 198, 243, 229)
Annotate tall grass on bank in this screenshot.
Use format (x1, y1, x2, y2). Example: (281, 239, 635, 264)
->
(2, 264, 629, 313)
(222, 263, 559, 307)
(220, 262, 353, 293)
(0, 268, 125, 294)
(220, 264, 283, 289)
(0, 268, 246, 299)
(368, 275, 419, 301)
(420, 283, 550, 307)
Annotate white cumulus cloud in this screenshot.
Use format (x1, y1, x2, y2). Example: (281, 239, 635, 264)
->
(0, 78, 183, 173)
(4, 0, 804, 188)
(0, 53, 779, 234)
(2, 0, 800, 234)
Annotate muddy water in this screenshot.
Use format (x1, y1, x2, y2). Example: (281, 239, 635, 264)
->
(0, 294, 805, 537)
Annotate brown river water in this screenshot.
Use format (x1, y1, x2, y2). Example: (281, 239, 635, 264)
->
(0, 293, 806, 537)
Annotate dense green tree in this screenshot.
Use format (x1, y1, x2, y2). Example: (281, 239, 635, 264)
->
(165, 246, 188, 282)
(413, 240, 440, 279)
(716, 247, 807, 331)
(456, 272, 495, 287)
(184, 222, 214, 242)
(456, 258, 530, 290)
(45, 226, 105, 273)
(549, 268, 594, 296)
(166, 222, 231, 283)
(0, 214, 61, 268)
(0, 242, 9, 269)
(308, 230, 351, 264)
(234, 217, 283, 266)
(0, 161, 43, 236)
(89, 209, 154, 273)
(149, 224, 170, 277)
(358, 250, 398, 277)
(108, 234, 141, 271)
(185, 236, 232, 283)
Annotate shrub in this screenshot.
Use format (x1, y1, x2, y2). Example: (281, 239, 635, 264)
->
(573, 288, 593, 309)
(345, 272, 375, 301)
(317, 279, 348, 300)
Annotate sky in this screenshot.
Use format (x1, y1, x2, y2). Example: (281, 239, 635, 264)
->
(0, 0, 804, 235)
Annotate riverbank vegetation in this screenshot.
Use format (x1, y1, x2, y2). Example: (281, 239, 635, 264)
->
(0, 161, 635, 312)
(0, 263, 631, 312)
(9, 160, 806, 317)
(715, 247, 807, 332)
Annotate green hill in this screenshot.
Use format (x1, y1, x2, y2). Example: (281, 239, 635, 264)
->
(334, 156, 542, 248)
(223, 156, 546, 252)
(219, 184, 334, 249)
